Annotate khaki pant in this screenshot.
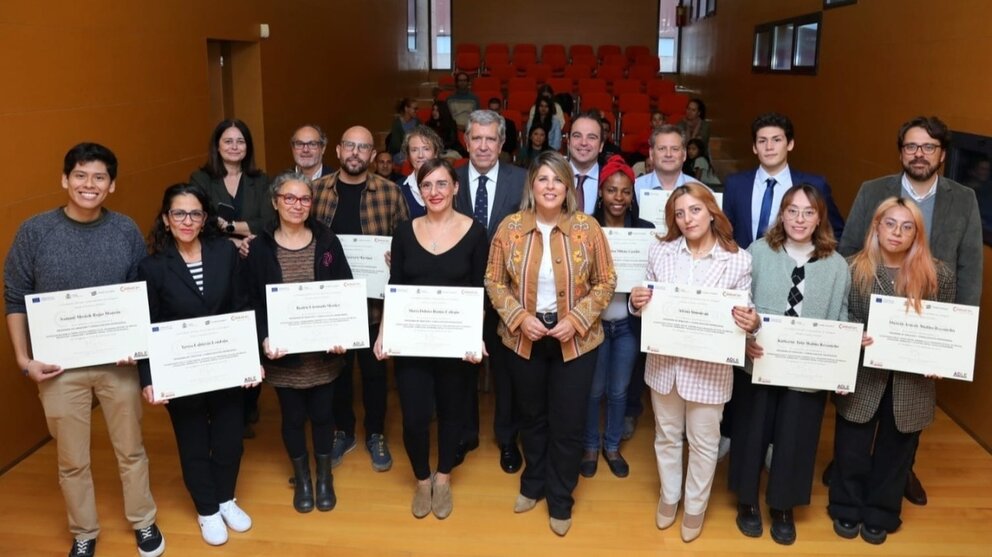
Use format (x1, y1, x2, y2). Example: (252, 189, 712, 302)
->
(651, 389, 723, 515)
(38, 365, 157, 539)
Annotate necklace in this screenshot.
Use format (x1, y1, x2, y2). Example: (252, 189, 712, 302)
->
(424, 215, 456, 253)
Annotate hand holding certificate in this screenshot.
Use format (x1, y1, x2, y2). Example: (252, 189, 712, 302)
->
(603, 228, 657, 293)
(25, 282, 151, 370)
(148, 311, 262, 400)
(638, 282, 748, 366)
(864, 294, 979, 381)
(751, 315, 864, 391)
(265, 279, 370, 355)
(381, 285, 484, 359)
(338, 234, 391, 298)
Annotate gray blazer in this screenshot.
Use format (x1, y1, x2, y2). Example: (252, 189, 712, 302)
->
(836, 259, 955, 433)
(455, 163, 526, 239)
(838, 174, 982, 306)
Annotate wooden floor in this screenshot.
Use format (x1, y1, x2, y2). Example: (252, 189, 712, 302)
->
(1, 385, 991, 557)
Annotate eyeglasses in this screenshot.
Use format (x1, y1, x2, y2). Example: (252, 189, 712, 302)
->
(276, 193, 313, 206)
(880, 218, 916, 234)
(340, 140, 374, 154)
(783, 206, 818, 220)
(167, 210, 206, 223)
(901, 143, 940, 155)
(291, 140, 324, 150)
(221, 138, 246, 147)
(418, 180, 452, 193)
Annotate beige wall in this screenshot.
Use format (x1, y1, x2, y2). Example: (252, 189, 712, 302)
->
(680, 0, 992, 449)
(0, 0, 427, 471)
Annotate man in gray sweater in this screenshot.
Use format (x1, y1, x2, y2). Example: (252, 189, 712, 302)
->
(3, 143, 165, 557)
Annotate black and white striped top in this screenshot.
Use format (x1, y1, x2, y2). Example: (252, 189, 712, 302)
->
(186, 261, 204, 293)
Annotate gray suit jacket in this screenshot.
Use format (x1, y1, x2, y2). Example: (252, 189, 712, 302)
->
(455, 163, 527, 239)
(838, 174, 983, 306)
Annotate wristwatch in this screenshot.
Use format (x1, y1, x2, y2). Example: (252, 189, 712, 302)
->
(225, 221, 235, 234)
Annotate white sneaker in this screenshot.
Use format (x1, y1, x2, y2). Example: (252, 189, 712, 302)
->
(197, 512, 228, 546)
(219, 499, 253, 532)
(717, 436, 731, 461)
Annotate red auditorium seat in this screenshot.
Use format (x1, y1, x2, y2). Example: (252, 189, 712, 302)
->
(507, 76, 538, 95)
(455, 52, 481, 74)
(597, 44, 622, 62)
(613, 78, 644, 96)
(564, 64, 593, 80)
(625, 45, 651, 64)
(577, 78, 608, 95)
(569, 44, 594, 62)
(618, 93, 650, 114)
(628, 64, 658, 81)
(580, 91, 614, 114)
(596, 64, 624, 84)
(647, 79, 677, 100)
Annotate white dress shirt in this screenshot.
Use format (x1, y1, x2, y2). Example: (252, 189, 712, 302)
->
(468, 162, 500, 225)
(570, 161, 600, 215)
(751, 165, 793, 240)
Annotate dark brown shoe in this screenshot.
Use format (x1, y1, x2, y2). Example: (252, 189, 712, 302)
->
(904, 469, 927, 506)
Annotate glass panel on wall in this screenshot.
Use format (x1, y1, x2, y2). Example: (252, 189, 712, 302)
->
(407, 0, 417, 52)
(793, 22, 819, 67)
(753, 30, 770, 67)
(658, 0, 680, 73)
(430, 0, 451, 70)
(771, 23, 794, 71)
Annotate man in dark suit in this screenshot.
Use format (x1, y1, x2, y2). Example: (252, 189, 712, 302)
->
(834, 115, 983, 506)
(723, 112, 845, 249)
(455, 109, 527, 473)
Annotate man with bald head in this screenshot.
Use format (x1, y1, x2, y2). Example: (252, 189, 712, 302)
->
(312, 126, 409, 472)
(290, 124, 333, 180)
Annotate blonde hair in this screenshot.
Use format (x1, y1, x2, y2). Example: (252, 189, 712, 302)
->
(520, 151, 579, 215)
(850, 197, 937, 314)
(662, 183, 738, 253)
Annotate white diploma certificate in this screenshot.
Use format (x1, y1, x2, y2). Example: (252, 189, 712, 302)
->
(25, 282, 150, 370)
(604, 228, 658, 293)
(265, 279, 370, 355)
(751, 315, 864, 391)
(639, 189, 723, 234)
(639, 281, 747, 366)
(148, 311, 262, 400)
(338, 234, 391, 299)
(863, 295, 979, 381)
(381, 285, 484, 359)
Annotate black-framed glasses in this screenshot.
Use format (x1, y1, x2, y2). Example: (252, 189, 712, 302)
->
(340, 140, 373, 154)
(291, 140, 324, 150)
(901, 143, 940, 155)
(167, 210, 206, 223)
(276, 193, 313, 206)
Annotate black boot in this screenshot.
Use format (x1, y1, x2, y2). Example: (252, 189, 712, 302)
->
(291, 453, 315, 513)
(314, 453, 337, 511)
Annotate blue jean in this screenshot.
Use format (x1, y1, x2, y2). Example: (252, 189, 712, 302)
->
(584, 317, 638, 452)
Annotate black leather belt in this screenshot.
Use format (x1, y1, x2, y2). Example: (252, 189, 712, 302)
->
(536, 312, 558, 326)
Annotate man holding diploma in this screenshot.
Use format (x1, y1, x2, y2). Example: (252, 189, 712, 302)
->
(3, 144, 165, 557)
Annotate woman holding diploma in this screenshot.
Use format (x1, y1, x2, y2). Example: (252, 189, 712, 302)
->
(138, 183, 254, 546)
(581, 155, 653, 478)
(244, 171, 353, 514)
(485, 151, 617, 536)
(629, 183, 758, 543)
(372, 158, 488, 520)
(728, 184, 850, 545)
(828, 197, 954, 545)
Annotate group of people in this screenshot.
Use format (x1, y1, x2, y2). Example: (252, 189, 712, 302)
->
(4, 108, 982, 556)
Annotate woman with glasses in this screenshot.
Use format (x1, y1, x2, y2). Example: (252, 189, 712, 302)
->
(629, 183, 758, 543)
(373, 158, 488, 520)
(243, 172, 353, 514)
(828, 197, 954, 545)
(485, 151, 616, 537)
(397, 126, 444, 219)
(727, 184, 850, 545)
(138, 183, 256, 546)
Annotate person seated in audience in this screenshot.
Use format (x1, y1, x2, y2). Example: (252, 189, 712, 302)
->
(428, 101, 468, 159)
(598, 118, 622, 165)
(684, 138, 721, 187)
(526, 95, 562, 151)
(633, 111, 668, 163)
(677, 98, 711, 156)
(373, 152, 405, 184)
(447, 72, 480, 130)
(388, 97, 420, 164)
(517, 124, 552, 169)
(526, 84, 567, 132)
(488, 97, 518, 164)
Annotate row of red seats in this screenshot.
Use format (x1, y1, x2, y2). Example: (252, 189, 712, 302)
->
(455, 76, 676, 99)
(455, 43, 654, 71)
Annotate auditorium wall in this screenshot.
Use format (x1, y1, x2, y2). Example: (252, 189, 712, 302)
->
(679, 0, 992, 449)
(0, 0, 427, 471)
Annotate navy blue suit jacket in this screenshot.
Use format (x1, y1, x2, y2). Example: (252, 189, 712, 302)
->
(722, 168, 845, 249)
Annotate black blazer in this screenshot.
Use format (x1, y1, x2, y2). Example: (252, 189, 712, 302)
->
(137, 237, 246, 387)
(190, 170, 274, 235)
(455, 163, 527, 239)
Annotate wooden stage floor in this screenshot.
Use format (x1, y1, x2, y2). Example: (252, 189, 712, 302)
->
(1, 385, 990, 556)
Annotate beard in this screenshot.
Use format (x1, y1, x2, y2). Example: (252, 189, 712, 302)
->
(902, 157, 939, 182)
(342, 156, 369, 177)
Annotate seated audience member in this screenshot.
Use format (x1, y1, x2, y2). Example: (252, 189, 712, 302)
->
(598, 118, 622, 165)
(447, 72, 480, 129)
(374, 152, 405, 184)
(428, 101, 468, 159)
(633, 111, 667, 162)
(516, 125, 552, 169)
(397, 126, 445, 219)
(139, 183, 255, 546)
(388, 97, 420, 164)
(526, 95, 563, 151)
(488, 97, 518, 163)
(526, 84, 567, 132)
(677, 98, 711, 155)
(684, 138, 721, 187)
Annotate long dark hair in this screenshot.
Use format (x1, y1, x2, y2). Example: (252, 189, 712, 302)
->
(147, 183, 218, 254)
(428, 101, 459, 148)
(200, 119, 263, 179)
(527, 95, 557, 135)
(683, 137, 711, 175)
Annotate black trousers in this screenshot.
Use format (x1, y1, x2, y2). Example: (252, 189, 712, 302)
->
(332, 321, 387, 438)
(727, 379, 827, 509)
(275, 382, 335, 458)
(623, 352, 647, 418)
(242, 384, 261, 424)
(720, 367, 749, 438)
(166, 386, 244, 516)
(486, 308, 518, 446)
(828, 377, 920, 532)
(395, 357, 473, 480)
(509, 337, 597, 520)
